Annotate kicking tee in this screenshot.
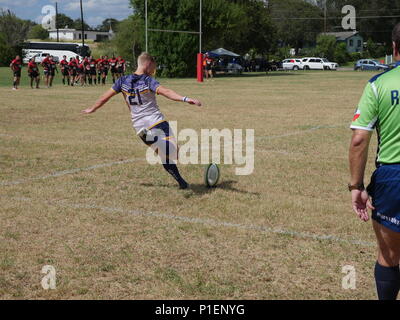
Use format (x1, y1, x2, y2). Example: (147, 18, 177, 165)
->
(112, 74, 164, 132)
(351, 62, 400, 165)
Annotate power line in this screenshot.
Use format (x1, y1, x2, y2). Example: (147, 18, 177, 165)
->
(271, 15, 400, 20)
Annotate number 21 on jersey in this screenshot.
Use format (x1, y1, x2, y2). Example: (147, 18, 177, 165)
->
(127, 89, 143, 106)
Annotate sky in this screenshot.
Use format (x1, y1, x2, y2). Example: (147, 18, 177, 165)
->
(0, 0, 132, 28)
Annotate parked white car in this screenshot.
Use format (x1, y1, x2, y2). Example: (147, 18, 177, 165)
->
(23, 53, 59, 64)
(282, 58, 303, 70)
(302, 57, 337, 70)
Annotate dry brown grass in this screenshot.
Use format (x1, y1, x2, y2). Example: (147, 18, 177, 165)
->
(0, 70, 380, 299)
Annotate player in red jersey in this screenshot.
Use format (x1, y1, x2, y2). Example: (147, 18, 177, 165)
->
(60, 55, 70, 86)
(96, 56, 104, 84)
(100, 55, 109, 85)
(10, 55, 22, 90)
(83, 57, 91, 85)
(88, 56, 97, 85)
(74, 56, 81, 85)
(47, 56, 58, 88)
(68, 57, 78, 86)
(116, 56, 126, 78)
(27, 57, 40, 89)
(41, 55, 52, 88)
(109, 55, 118, 83)
(77, 60, 86, 86)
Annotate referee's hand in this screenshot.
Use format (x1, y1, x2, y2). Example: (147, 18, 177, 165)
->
(351, 190, 374, 222)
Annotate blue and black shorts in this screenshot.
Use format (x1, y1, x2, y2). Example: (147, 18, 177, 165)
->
(139, 121, 173, 146)
(138, 121, 177, 164)
(368, 164, 400, 233)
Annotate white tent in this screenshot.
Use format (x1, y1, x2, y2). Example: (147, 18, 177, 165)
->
(209, 48, 241, 57)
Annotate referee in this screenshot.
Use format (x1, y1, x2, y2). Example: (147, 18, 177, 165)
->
(349, 23, 400, 300)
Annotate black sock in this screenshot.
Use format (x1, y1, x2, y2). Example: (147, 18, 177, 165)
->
(88, 78, 92, 85)
(62, 78, 65, 85)
(94, 79, 97, 85)
(13, 81, 16, 88)
(162, 163, 188, 188)
(374, 262, 400, 300)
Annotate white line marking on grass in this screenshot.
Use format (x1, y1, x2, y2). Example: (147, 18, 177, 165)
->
(0, 133, 15, 138)
(12, 197, 375, 247)
(0, 158, 145, 186)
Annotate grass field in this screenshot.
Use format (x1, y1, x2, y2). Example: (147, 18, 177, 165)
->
(0, 67, 382, 299)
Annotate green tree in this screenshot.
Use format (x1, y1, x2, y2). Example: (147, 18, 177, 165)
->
(0, 32, 17, 66)
(270, 0, 323, 54)
(0, 9, 30, 47)
(0, 9, 30, 65)
(325, 0, 398, 47)
(113, 15, 144, 67)
(97, 18, 120, 32)
(315, 34, 336, 61)
(28, 24, 49, 40)
(73, 19, 91, 31)
(56, 13, 74, 29)
(334, 42, 349, 64)
(130, 0, 272, 77)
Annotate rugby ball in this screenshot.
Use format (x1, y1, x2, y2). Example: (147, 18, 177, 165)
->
(204, 163, 220, 188)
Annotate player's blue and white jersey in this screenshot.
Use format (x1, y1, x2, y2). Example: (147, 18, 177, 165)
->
(112, 74, 165, 132)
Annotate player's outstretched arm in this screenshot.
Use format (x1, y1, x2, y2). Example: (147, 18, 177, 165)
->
(82, 89, 118, 114)
(157, 86, 202, 107)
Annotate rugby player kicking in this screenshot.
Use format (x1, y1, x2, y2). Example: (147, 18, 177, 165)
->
(82, 52, 202, 189)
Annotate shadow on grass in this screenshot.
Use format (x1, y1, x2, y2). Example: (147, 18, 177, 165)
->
(139, 180, 260, 198)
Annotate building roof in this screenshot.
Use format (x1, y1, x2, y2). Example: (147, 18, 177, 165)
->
(321, 31, 361, 41)
(48, 28, 111, 35)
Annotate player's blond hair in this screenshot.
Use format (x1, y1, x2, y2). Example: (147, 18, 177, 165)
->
(138, 52, 156, 67)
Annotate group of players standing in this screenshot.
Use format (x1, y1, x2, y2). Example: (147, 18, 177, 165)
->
(10, 55, 126, 90)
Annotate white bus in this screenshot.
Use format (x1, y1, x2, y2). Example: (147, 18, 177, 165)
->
(22, 42, 91, 64)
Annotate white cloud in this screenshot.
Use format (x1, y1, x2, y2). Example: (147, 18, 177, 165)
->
(0, 0, 131, 27)
(0, 0, 39, 7)
(61, 0, 131, 26)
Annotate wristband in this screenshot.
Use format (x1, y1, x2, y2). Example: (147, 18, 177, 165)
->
(182, 96, 188, 102)
(348, 183, 365, 192)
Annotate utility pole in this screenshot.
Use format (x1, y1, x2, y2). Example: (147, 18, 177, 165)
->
(56, 2, 59, 42)
(199, 0, 202, 53)
(145, 0, 148, 52)
(80, 0, 85, 47)
(324, 0, 327, 33)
